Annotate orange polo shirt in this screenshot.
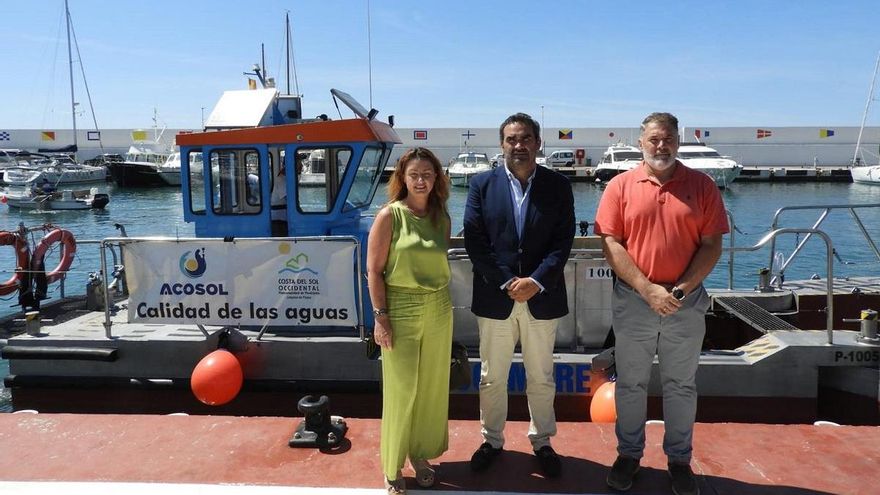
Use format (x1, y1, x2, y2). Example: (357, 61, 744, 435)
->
(594, 161, 729, 284)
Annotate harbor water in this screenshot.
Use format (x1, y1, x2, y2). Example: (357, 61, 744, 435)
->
(2, 180, 880, 412)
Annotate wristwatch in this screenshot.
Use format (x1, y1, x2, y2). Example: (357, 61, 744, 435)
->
(671, 286, 685, 301)
(373, 308, 388, 317)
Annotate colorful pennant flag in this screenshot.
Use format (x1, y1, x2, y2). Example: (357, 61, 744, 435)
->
(694, 129, 710, 139)
(819, 129, 835, 138)
(558, 129, 573, 140)
(0, 131, 10, 141)
(131, 130, 148, 141)
(41, 131, 56, 141)
(413, 130, 428, 140)
(757, 129, 772, 139)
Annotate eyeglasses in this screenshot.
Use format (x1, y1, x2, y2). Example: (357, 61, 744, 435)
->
(406, 172, 436, 182)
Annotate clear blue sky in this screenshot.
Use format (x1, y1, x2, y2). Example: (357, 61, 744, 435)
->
(1, 0, 878, 130)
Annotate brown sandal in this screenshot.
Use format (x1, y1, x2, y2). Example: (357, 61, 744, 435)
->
(411, 458, 436, 488)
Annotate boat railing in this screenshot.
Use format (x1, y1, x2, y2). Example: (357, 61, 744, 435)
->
(765, 203, 880, 286)
(727, 227, 836, 343)
(724, 210, 736, 290)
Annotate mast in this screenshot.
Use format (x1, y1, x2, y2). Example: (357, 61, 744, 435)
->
(853, 50, 880, 166)
(65, 0, 78, 154)
(285, 12, 290, 95)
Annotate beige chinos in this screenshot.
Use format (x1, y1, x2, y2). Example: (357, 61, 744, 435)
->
(477, 301, 558, 450)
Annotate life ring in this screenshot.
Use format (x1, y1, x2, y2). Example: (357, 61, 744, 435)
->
(0, 231, 29, 296)
(31, 228, 76, 284)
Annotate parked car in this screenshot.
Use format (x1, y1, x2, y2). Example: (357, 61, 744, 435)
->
(535, 150, 547, 167)
(546, 149, 575, 167)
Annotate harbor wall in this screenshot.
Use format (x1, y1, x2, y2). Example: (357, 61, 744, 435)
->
(1, 126, 878, 168)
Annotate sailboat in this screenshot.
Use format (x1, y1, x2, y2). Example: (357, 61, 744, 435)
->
(3, 0, 107, 187)
(851, 51, 880, 185)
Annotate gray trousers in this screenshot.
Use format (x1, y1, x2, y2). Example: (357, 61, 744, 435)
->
(612, 281, 709, 464)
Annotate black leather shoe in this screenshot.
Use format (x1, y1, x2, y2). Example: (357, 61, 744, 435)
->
(534, 445, 562, 478)
(606, 455, 640, 491)
(668, 462, 699, 495)
(470, 442, 502, 472)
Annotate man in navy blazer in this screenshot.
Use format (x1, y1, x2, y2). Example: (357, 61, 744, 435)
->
(463, 113, 575, 478)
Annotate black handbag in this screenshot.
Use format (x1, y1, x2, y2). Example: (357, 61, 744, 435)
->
(450, 341, 471, 390)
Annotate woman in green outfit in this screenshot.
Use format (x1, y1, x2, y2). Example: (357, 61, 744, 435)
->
(367, 147, 453, 495)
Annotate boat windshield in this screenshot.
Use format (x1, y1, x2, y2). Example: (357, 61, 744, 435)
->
(344, 145, 390, 212)
(679, 151, 722, 158)
(612, 151, 643, 161)
(459, 154, 489, 165)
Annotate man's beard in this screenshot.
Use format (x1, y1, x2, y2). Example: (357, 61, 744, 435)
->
(645, 154, 675, 171)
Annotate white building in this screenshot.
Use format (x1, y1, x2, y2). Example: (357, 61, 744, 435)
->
(1, 125, 877, 168)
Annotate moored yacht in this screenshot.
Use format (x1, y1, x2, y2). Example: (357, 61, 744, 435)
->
(593, 143, 642, 182)
(107, 145, 172, 187)
(2, 153, 107, 186)
(157, 151, 183, 186)
(677, 142, 742, 188)
(446, 151, 492, 187)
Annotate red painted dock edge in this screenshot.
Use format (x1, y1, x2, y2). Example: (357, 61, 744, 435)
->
(0, 414, 874, 494)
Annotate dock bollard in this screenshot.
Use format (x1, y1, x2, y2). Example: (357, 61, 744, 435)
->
(25, 311, 41, 336)
(844, 309, 879, 345)
(859, 309, 878, 342)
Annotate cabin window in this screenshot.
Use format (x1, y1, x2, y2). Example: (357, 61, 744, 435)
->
(296, 146, 352, 213)
(208, 148, 263, 215)
(344, 145, 388, 211)
(188, 150, 206, 215)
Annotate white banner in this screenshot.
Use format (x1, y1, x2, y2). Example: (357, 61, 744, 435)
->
(123, 239, 358, 327)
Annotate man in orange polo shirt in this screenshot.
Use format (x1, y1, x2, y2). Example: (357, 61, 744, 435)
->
(594, 112, 728, 495)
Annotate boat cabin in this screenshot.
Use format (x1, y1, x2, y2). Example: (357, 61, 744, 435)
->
(176, 89, 401, 240)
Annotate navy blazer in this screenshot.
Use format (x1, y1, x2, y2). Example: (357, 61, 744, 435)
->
(463, 165, 575, 320)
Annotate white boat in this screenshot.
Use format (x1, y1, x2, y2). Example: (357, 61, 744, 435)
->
(851, 165, 880, 184)
(446, 152, 492, 187)
(677, 143, 742, 188)
(594, 143, 642, 182)
(2, 186, 109, 210)
(0, 149, 28, 182)
(157, 151, 182, 186)
(851, 51, 880, 185)
(298, 149, 327, 187)
(2, 154, 107, 186)
(490, 153, 505, 168)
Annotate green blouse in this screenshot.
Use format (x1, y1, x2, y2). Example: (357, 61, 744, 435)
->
(384, 201, 450, 291)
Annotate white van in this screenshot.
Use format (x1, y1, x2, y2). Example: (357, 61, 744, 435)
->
(546, 150, 575, 167)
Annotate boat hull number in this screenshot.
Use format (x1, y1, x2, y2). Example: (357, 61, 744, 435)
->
(833, 350, 880, 363)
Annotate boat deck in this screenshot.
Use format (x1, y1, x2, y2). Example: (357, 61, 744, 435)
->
(0, 413, 873, 494)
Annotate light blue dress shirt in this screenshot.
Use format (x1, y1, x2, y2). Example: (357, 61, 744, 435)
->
(500, 165, 545, 292)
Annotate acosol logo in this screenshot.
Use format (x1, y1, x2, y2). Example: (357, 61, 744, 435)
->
(179, 248, 207, 278)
